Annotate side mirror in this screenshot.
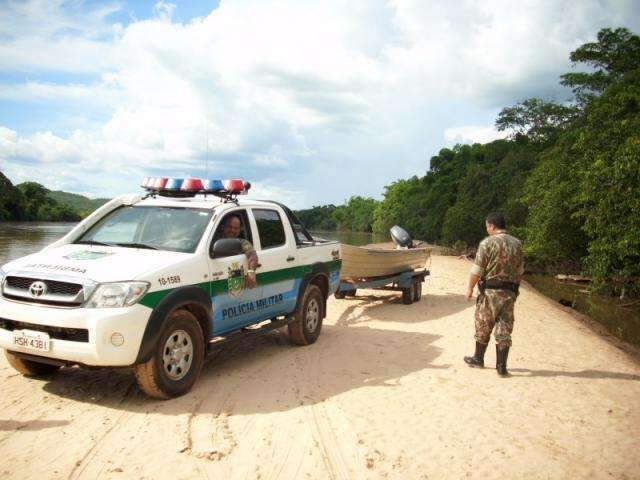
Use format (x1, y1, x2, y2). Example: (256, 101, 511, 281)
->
(211, 238, 244, 258)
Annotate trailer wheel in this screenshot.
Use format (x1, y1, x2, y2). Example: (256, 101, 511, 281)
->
(402, 283, 415, 305)
(289, 284, 324, 345)
(412, 280, 422, 302)
(134, 309, 205, 399)
(5, 351, 61, 376)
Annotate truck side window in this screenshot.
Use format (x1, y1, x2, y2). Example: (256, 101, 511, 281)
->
(253, 209, 286, 249)
(212, 210, 253, 246)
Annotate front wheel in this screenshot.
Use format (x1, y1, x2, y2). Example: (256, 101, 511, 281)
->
(5, 351, 61, 376)
(134, 309, 205, 399)
(289, 285, 324, 345)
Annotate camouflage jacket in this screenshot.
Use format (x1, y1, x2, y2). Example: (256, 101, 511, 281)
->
(471, 230, 524, 283)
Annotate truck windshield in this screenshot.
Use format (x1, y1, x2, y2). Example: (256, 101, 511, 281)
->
(76, 206, 213, 253)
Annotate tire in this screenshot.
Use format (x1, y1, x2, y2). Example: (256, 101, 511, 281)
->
(402, 283, 414, 305)
(334, 290, 346, 299)
(344, 289, 357, 297)
(133, 309, 205, 399)
(289, 284, 324, 346)
(413, 280, 422, 302)
(5, 351, 61, 376)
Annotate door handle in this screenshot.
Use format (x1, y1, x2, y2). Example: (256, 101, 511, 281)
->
(287, 256, 295, 262)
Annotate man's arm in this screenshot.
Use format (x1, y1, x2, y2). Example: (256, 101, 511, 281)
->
(467, 241, 488, 301)
(240, 240, 259, 288)
(466, 273, 480, 301)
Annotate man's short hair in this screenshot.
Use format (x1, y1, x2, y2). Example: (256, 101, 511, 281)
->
(486, 212, 506, 229)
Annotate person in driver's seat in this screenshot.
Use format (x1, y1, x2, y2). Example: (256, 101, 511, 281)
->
(221, 215, 258, 288)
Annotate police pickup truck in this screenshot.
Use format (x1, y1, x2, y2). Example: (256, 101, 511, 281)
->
(0, 178, 341, 398)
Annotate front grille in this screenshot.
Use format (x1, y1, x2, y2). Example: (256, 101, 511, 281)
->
(6, 276, 82, 296)
(1, 294, 83, 307)
(0, 318, 89, 342)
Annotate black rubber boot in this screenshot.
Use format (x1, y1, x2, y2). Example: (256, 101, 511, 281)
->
(464, 342, 488, 368)
(496, 345, 510, 376)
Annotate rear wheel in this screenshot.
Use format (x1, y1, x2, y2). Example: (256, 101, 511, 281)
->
(334, 290, 346, 299)
(402, 283, 415, 305)
(289, 285, 324, 345)
(134, 309, 205, 399)
(5, 351, 61, 376)
(344, 289, 357, 297)
(413, 280, 422, 302)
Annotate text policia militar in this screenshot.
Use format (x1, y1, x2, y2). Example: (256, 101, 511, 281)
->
(221, 293, 285, 320)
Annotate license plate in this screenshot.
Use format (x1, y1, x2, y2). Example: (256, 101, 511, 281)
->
(12, 329, 51, 352)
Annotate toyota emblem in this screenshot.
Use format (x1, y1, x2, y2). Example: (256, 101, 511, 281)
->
(29, 281, 47, 298)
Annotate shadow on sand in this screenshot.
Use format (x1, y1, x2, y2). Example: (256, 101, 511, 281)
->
(41, 323, 450, 414)
(334, 291, 470, 327)
(510, 368, 640, 381)
(0, 419, 70, 431)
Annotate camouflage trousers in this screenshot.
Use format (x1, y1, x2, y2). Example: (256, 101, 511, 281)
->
(474, 290, 517, 347)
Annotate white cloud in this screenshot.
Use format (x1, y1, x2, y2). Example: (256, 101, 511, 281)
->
(1, 0, 639, 208)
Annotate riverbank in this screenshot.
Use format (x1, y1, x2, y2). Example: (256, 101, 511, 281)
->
(1, 255, 639, 479)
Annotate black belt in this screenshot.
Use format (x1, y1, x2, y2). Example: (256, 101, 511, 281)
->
(478, 279, 520, 295)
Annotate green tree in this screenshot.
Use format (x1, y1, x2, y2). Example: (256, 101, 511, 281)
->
(0, 172, 26, 220)
(573, 69, 640, 294)
(561, 27, 640, 104)
(496, 98, 577, 143)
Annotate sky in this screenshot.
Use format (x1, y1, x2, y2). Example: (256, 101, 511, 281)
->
(0, 0, 639, 209)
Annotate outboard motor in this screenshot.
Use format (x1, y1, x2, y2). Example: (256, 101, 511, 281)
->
(390, 225, 413, 249)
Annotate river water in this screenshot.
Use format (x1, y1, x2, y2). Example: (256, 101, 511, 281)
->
(1, 223, 638, 347)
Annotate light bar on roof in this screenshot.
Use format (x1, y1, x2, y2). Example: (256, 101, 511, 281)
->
(140, 176, 250, 197)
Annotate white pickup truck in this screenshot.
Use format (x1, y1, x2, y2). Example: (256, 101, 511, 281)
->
(0, 178, 341, 398)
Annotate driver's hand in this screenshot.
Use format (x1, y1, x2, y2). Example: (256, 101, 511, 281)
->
(245, 273, 257, 289)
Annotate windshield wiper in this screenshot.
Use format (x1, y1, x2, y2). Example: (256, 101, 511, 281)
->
(116, 242, 159, 250)
(75, 240, 118, 247)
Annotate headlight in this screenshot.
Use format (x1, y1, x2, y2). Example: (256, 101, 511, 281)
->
(85, 281, 149, 308)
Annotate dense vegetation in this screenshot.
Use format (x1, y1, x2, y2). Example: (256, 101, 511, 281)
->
(0, 172, 108, 221)
(296, 196, 377, 232)
(296, 28, 640, 295)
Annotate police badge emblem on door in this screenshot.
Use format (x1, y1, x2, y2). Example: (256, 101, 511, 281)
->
(227, 262, 245, 297)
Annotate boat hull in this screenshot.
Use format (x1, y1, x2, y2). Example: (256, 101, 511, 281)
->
(339, 243, 430, 280)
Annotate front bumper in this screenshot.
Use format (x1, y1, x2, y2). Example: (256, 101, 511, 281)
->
(0, 296, 151, 366)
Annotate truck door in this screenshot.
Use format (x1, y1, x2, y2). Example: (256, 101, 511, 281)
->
(250, 207, 299, 318)
(207, 209, 264, 335)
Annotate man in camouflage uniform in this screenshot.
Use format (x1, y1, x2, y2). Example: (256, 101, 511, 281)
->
(464, 212, 524, 376)
(221, 215, 259, 288)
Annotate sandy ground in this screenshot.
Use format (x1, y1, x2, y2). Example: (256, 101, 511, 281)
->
(1, 255, 639, 480)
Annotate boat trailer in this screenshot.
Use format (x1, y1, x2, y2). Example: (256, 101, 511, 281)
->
(334, 268, 430, 305)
